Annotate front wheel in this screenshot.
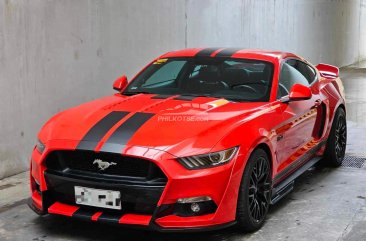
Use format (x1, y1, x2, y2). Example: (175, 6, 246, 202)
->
(236, 148, 271, 232)
(323, 108, 347, 167)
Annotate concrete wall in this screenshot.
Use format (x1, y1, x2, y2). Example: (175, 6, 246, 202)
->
(0, 0, 365, 179)
(187, 0, 365, 67)
(360, 0, 366, 61)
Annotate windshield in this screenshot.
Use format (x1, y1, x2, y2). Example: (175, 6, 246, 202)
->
(123, 58, 274, 102)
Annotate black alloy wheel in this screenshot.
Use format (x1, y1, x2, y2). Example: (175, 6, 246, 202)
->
(248, 156, 271, 223)
(324, 107, 347, 167)
(236, 148, 271, 232)
(334, 114, 347, 160)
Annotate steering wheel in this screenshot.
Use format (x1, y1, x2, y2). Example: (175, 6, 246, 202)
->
(198, 80, 230, 90)
(232, 84, 258, 94)
(220, 81, 230, 89)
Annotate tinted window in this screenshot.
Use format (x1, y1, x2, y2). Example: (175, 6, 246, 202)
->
(286, 59, 317, 84)
(125, 58, 274, 102)
(141, 60, 187, 87)
(277, 62, 309, 98)
(299, 62, 316, 84)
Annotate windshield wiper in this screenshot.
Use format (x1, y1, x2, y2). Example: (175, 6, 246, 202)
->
(180, 93, 244, 102)
(122, 91, 152, 96)
(209, 94, 250, 102)
(179, 93, 213, 98)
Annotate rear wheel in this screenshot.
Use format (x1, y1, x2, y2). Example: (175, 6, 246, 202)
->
(323, 108, 347, 167)
(236, 148, 271, 232)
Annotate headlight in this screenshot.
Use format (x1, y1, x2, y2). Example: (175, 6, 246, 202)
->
(36, 139, 45, 154)
(177, 147, 238, 170)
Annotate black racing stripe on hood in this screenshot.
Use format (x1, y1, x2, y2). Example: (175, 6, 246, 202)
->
(195, 47, 221, 57)
(100, 112, 154, 153)
(76, 111, 129, 151)
(214, 48, 243, 57)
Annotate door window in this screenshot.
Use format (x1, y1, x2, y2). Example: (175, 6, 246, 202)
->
(277, 62, 309, 98)
(286, 59, 317, 85)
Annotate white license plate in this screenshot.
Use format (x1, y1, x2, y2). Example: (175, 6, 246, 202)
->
(74, 186, 121, 210)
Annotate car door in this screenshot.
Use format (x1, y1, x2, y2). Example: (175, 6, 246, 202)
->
(275, 59, 322, 175)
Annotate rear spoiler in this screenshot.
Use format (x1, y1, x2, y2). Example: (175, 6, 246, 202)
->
(315, 63, 339, 78)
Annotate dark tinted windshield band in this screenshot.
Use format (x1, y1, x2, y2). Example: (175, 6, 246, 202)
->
(214, 48, 243, 57)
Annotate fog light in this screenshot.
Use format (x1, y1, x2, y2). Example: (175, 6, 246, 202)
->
(174, 196, 217, 217)
(177, 196, 212, 203)
(191, 202, 200, 213)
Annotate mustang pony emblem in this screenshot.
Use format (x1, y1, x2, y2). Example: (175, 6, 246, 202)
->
(93, 159, 117, 171)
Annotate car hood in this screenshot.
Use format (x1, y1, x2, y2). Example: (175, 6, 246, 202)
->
(39, 94, 269, 157)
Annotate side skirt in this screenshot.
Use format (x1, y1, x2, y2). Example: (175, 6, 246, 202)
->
(270, 155, 323, 205)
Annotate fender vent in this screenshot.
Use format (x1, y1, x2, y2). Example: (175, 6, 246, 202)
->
(341, 155, 365, 168)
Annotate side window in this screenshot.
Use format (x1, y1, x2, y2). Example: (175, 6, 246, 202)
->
(188, 65, 203, 79)
(277, 62, 309, 99)
(298, 62, 317, 84)
(141, 60, 186, 87)
(286, 59, 317, 84)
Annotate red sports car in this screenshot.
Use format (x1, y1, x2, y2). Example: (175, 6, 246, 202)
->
(29, 48, 347, 232)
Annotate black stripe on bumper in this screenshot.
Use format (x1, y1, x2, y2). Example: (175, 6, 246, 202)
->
(72, 208, 95, 220)
(97, 212, 120, 223)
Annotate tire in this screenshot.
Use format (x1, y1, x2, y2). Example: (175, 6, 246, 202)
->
(323, 107, 347, 167)
(236, 148, 271, 232)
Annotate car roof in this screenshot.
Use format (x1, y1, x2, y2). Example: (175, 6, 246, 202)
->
(159, 48, 301, 63)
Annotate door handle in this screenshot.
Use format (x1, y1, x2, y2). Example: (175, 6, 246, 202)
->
(314, 99, 322, 107)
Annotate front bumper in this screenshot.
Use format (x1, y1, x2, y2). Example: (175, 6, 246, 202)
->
(27, 198, 236, 232)
(29, 142, 244, 231)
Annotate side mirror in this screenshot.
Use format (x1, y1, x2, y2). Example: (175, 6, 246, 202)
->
(113, 75, 128, 92)
(281, 84, 312, 103)
(289, 84, 312, 101)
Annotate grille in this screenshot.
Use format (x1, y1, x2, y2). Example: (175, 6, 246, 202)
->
(44, 170, 165, 214)
(44, 150, 167, 215)
(341, 155, 366, 169)
(45, 150, 166, 181)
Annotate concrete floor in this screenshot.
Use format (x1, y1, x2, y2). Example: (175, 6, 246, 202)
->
(0, 68, 366, 241)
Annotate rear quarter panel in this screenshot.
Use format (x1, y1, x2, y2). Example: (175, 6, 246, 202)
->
(319, 75, 346, 142)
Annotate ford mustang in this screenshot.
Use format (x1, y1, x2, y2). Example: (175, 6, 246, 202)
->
(29, 48, 347, 232)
